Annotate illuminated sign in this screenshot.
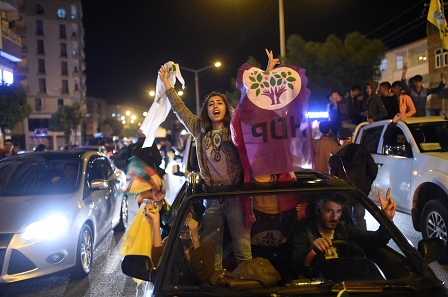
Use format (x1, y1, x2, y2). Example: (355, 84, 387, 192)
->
(34, 129, 48, 136)
(306, 111, 329, 119)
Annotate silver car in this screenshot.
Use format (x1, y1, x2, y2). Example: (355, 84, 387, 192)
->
(0, 150, 128, 284)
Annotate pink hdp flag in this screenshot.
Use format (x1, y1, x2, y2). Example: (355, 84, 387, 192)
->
(231, 63, 313, 181)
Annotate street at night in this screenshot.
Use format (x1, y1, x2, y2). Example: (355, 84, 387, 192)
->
(2, 168, 448, 297)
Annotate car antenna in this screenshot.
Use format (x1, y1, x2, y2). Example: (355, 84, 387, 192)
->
(441, 110, 448, 121)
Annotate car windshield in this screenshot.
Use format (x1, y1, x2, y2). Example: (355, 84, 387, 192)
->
(0, 158, 82, 196)
(408, 121, 448, 152)
(154, 189, 435, 295)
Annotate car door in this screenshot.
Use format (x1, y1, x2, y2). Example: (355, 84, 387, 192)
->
(101, 158, 123, 228)
(97, 157, 119, 232)
(358, 123, 413, 214)
(86, 156, 113, 239)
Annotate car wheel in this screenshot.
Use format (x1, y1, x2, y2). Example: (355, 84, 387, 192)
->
(421, 199, 448, 262)
(71, 224, 93, 280)
(113, 195, 128, 232)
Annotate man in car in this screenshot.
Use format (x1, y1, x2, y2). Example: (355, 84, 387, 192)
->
(328, 128, 378, 230)
(51, 162, 78, 186)
(291, 189, 396, 278)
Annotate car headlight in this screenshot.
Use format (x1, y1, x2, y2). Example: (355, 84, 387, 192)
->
(21, 215, 69, 241)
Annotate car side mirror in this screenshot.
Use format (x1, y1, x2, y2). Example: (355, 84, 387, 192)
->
(90, 179, 108, 190)
(121, 255, 153, 281)
(418, 238, 445, 264)
(172, 164, 185, 176)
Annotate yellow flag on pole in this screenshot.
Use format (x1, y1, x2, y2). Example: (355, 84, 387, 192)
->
(428, 0, 448, 49)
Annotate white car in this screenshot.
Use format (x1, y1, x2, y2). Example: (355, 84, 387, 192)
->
(353, 116, 448, 259)
(0, 151, 128, 284)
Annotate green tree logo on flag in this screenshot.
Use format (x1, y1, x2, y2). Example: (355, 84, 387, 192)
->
(244, 66, 301, 110)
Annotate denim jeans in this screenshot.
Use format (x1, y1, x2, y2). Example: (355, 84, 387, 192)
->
(202, 197, 252, 270)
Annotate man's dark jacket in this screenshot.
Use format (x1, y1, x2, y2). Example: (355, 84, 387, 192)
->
(329, 143, 377, 195)
(291, 219, 391, 278)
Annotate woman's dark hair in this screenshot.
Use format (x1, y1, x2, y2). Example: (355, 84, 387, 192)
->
(363, 83, 371, 94)
(362, 83, 373, 100)
(199, 91, 234, 134)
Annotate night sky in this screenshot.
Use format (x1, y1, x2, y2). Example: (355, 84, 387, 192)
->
(80, 0, 427, 111)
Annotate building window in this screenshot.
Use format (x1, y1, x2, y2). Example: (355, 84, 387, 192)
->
(418, 54, 427, 64)
(62, 80, 69, 93)
(38, 78, 46, 93)
(35, 20, 43, 35)
(72, 49, 77, 56)
(380, 59, 387, 73)
(59, 24, 66, 38)
(57, 8, 66, 19)
(71, 5, 77, 19)
(28, 118, 49, 132)
(35, 98, 42, 111)
(60, 43, 67, 57)
(61, 61, 68, 75)
(37, 59, 45, 73)
(75, 83, 79, 91)
(2, 70, 13, 85)
(34, 4, 44, 15)
(435, 49, 448, 68)
(74, 66, 78, 73)
(37, 39, 44, 54)
(58, 98, 64, 107)
(396, 55, 403, 69)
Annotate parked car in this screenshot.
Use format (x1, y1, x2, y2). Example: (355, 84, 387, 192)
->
(0, 151, 129, 284)
(353, 116, 448, 259)
(122, 170, 447, 296)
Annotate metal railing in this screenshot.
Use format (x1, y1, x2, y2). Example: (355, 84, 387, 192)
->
(2, 27, 21, 46)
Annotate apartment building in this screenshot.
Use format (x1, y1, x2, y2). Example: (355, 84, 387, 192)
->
(379, 31, 448, 116)
(0, 1, 22, 147)
(13, 0, 85, 151)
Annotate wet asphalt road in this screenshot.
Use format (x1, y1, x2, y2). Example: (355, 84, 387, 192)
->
(2, 170, 448, 296)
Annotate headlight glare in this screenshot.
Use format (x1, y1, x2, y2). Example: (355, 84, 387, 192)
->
(21, 215, 69, 241)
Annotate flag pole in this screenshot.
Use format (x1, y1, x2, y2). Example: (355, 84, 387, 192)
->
(443, 1, 447, 114)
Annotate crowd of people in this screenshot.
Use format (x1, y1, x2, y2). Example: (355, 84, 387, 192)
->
(328, 64, 446, 135)
(120, 49, 400, 289)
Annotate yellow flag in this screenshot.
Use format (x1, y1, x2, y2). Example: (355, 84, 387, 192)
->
(428, 0, 448, 49)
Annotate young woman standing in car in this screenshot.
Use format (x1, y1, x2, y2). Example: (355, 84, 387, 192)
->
(158, 65, 249, 269)
(158, 49, 279, 270)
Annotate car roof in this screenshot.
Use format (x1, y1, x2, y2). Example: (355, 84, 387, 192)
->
(184, 171, 356, 198)
(1, 150, 99, 161)
(73, 145, 106, 150)
(400, 115, 448, 125)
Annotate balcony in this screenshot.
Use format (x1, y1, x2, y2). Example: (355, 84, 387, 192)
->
(17, 67, 28, 74)
(15, 26, 26, 35)
(2, 27, 21, 45)
(0, 27, 22, 62)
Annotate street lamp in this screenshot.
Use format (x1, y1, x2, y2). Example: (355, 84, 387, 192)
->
(181, 62, 221, 114)
(279, 0, 286, 59)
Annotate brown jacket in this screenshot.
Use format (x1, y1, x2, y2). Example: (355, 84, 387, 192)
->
(314, 135, 338, 174)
